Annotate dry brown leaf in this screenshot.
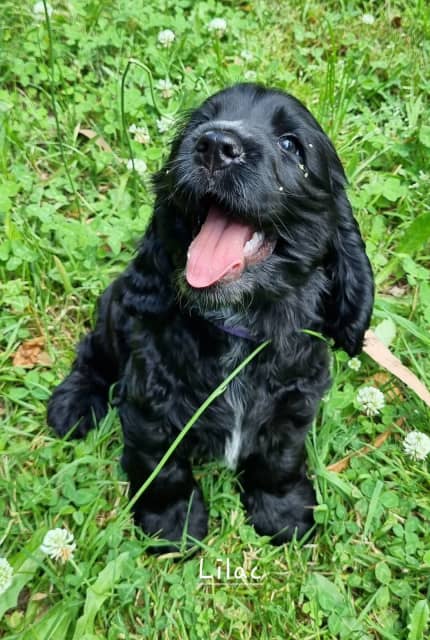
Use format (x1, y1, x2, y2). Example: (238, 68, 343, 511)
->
(13, 336, 44, 367)
(371, 372, 404, 401)
(363, 329, 430, 407)
(326, 457, 349, 474)
(327, 429, 392, 473)
(12, 337, 52, 368)
(77, 127, 112, 153)
(36, 351, 53, 367)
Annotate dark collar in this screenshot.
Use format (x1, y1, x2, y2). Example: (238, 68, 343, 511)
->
(209, 319, 259, 342)
(191, 308, 260, 342)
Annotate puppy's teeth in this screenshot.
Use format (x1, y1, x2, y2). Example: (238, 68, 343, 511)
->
(244, 231, 264, 256)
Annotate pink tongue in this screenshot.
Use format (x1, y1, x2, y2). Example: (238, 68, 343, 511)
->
(186, 206, 253, 288)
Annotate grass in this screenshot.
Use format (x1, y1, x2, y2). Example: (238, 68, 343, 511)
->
(1, 0, 430, 638)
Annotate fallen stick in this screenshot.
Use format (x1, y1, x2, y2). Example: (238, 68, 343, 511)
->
(363, 329, 430, 407)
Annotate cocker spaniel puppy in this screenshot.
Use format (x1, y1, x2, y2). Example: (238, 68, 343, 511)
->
(48, 84, 374, 551)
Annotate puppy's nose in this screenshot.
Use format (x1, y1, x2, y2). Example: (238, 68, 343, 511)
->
(195, 130, 243, 170)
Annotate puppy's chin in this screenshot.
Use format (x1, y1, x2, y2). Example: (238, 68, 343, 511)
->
(175, 269, 256, 312)
(174, 254, 287, 313)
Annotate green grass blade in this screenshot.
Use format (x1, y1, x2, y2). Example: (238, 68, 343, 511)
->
(124, 340, 271, 516)
(408, 600, 430, 640)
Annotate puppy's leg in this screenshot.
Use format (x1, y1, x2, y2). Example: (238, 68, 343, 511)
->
(47, 333, 113, 437)
(120, 402, 208, 553)
(239, 389, 323, 544)
(47, 287, 119, 438)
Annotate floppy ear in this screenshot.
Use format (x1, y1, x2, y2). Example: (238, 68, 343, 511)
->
(121, 217, 175, 317)
(322, 190, 374, 356)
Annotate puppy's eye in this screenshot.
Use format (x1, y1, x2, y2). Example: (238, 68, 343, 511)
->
(278, 135, 303, 159)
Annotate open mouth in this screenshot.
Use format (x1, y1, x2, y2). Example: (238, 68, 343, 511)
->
(185, 204, 276, 289)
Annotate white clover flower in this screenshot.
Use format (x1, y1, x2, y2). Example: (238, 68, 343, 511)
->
(0, 558, 13, 595)
(33, 1, 53, 20)
(40, 528, 76, 564)
(126, 158, 147, 176)
(348, 357, 361, 371)
(158, 29, 176, 47)
(207, 18, 227, 36)
(156, 78, 175, 99)
(156, 114, 175, 133)
(134, 130, 150, 145)
(362, 13, 375, 25)
(240, 50, 253, 61)
(403, 431, 430, 461)
(356, 386, 385, 417)
(128, 124, 150, 144)
(244, 70, 257, 81)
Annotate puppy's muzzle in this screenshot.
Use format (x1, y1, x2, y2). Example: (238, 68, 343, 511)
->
(195, 129, 243, 172)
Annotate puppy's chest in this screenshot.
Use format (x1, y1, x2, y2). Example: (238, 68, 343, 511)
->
(222, 376, 249, 469)
(215, 342, 262, 470)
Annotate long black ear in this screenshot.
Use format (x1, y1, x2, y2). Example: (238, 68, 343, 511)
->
(120, 218, 175, 318)
(323, 191, 374, 356)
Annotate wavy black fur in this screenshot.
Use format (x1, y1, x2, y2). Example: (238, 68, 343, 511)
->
(48, 84, 374, 552)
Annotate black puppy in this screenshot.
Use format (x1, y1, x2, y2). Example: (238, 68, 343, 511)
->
(48, 84, 373, 550)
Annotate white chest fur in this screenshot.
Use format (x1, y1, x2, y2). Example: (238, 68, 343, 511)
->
(223, 378, 246, 469)
(219, 340, 250, 470)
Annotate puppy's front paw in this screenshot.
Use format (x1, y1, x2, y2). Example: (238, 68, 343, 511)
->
(241, 476, 316, 544)
(134, 487, 208, 554)
(47, 371, 108, 438)
(47, 372, 108, 438)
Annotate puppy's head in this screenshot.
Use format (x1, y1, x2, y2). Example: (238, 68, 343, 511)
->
(153, 84, 373, 354)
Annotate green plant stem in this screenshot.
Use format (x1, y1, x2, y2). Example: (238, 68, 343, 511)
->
(120, 58, 166, 167)
(42, 0, 80, 215)
(122, 339, 271, 517)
